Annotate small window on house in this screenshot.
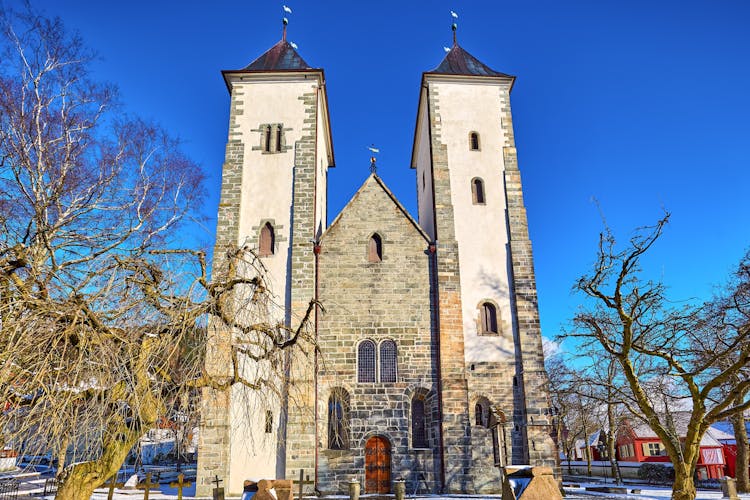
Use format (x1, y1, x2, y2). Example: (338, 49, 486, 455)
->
(274, 124, 283, 152)
(259, 222, 275, 257)
(472, 178, 486, 204)
(263, 125, 272, 153)
(265, 410, 273, 433)
(379, 340, 397, 383)
(469, 132, 480, 151)
(479, 301, 498, 335)
(412, 397, 428, 448)
(328, 389, 349, 449)
(368, 233, 383, 263)
(357, 340, 376, 383)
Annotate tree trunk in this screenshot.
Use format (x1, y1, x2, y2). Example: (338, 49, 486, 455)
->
(581, 416, 592, 476)
(671, 464, 697, 500)
(731, 397, 749, 492)
(606, 402, 622, 484)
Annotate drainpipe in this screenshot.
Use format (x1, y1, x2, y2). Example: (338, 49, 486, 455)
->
(428, 241, 446, 492)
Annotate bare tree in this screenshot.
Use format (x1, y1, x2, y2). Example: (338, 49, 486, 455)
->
(695, 250, 750, 492)
(0, 7, 316, 500)
(569, 214, 750, 500)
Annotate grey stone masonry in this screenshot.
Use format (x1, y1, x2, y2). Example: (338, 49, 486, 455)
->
(284, 89, 320, 485)
(196, 89, 246, 496)
(426, 83, 474, 494)
(499, 87, 559, 471)
(315, 175, 438, 495)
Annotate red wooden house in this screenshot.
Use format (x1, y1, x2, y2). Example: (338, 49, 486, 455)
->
(616, 419, 725, 480)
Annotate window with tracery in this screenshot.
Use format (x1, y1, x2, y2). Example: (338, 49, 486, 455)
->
(379, 340, 397, 383)
(357, 340, 376, 383)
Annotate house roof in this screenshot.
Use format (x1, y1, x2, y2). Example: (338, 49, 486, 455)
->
(626, 418, 723, 448)
(426, 43, 513, 78)
(239, 39, 313, 72)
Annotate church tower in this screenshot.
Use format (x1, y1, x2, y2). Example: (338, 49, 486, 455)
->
(197, 24, 334, 495)
(411, 29, 557, 491)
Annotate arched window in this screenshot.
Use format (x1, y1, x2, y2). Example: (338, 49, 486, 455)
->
(412, 397, 428, 448)
(264, 125, 272, 153)
(472, 178, 486, 204)
(357, 340, 376, 383)
(368, 233, 383, 263)
(265, 410, 273, 433)
(259, 222, 275, 257)
(475, 402, 485, 426)
(274, 124, 283, 152)
(328, 389, 349, 449)
(469, 131, 480, 151)
(379, 340, 397, 383)
(479, 302, 498, 334)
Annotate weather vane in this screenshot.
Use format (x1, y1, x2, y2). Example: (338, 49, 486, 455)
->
(282, 5, 292, 41)
(367, 145, 380, 174)
(450, 10, 459, 45)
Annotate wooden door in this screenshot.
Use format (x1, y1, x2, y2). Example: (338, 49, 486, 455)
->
(365, 435, 391, 493)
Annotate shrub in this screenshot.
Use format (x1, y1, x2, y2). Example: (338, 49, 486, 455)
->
(638, 463, 674, 485)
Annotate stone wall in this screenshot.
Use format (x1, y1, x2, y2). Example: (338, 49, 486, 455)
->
(315, 175, 439, 494)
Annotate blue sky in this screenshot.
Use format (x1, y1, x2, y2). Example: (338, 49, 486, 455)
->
(23, 0, 750, 346)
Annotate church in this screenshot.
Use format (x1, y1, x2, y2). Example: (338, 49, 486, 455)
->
(196, 21, 557, 497)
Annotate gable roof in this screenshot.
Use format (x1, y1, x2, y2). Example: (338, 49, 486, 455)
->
(321, 174, 430, 244)
(623, 416, 723, 448)
(426, 43, 513, 78)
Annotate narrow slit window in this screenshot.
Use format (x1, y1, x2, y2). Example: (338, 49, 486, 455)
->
(275, 124, 283, 152)
(264, 125, 272, 152)
(259, 222, 275, 257)
(379, 340, 397, 383)
(368, 233, 383, 263)
(472, 178, 486, 204)
(412, 397, 428, 448)
(470, 132, 480, 151)
(479, 302, 498, 334)
(357, 340, 376, 383)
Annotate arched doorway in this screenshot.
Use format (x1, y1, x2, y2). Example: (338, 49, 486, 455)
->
(365, 435, 391, 493)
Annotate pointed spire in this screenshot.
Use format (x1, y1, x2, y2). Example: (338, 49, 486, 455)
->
(450, 10, 459, 46)
(282, 17, 288, 41)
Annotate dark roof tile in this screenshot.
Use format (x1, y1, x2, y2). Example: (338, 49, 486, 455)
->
(429, 44, 512, 78)
(241, 39, 312, 71)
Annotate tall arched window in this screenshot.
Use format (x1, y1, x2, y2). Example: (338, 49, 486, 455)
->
(379, 340, 397, 383)
(328, 389, 349, 449)
(469, 131, 480, 151)
(479, 302, 498, 335)
(259, 222, 275, 257)
(412, 397, 428, 448)
(368, 233, 383, 263)
(472, 178, 486, 204)
(357, 340, 376, 383)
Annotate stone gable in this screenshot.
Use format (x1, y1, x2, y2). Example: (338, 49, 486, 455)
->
(316, 174, 439, 494)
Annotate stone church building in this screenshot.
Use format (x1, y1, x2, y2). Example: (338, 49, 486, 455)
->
(197, 27, 557, 497)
